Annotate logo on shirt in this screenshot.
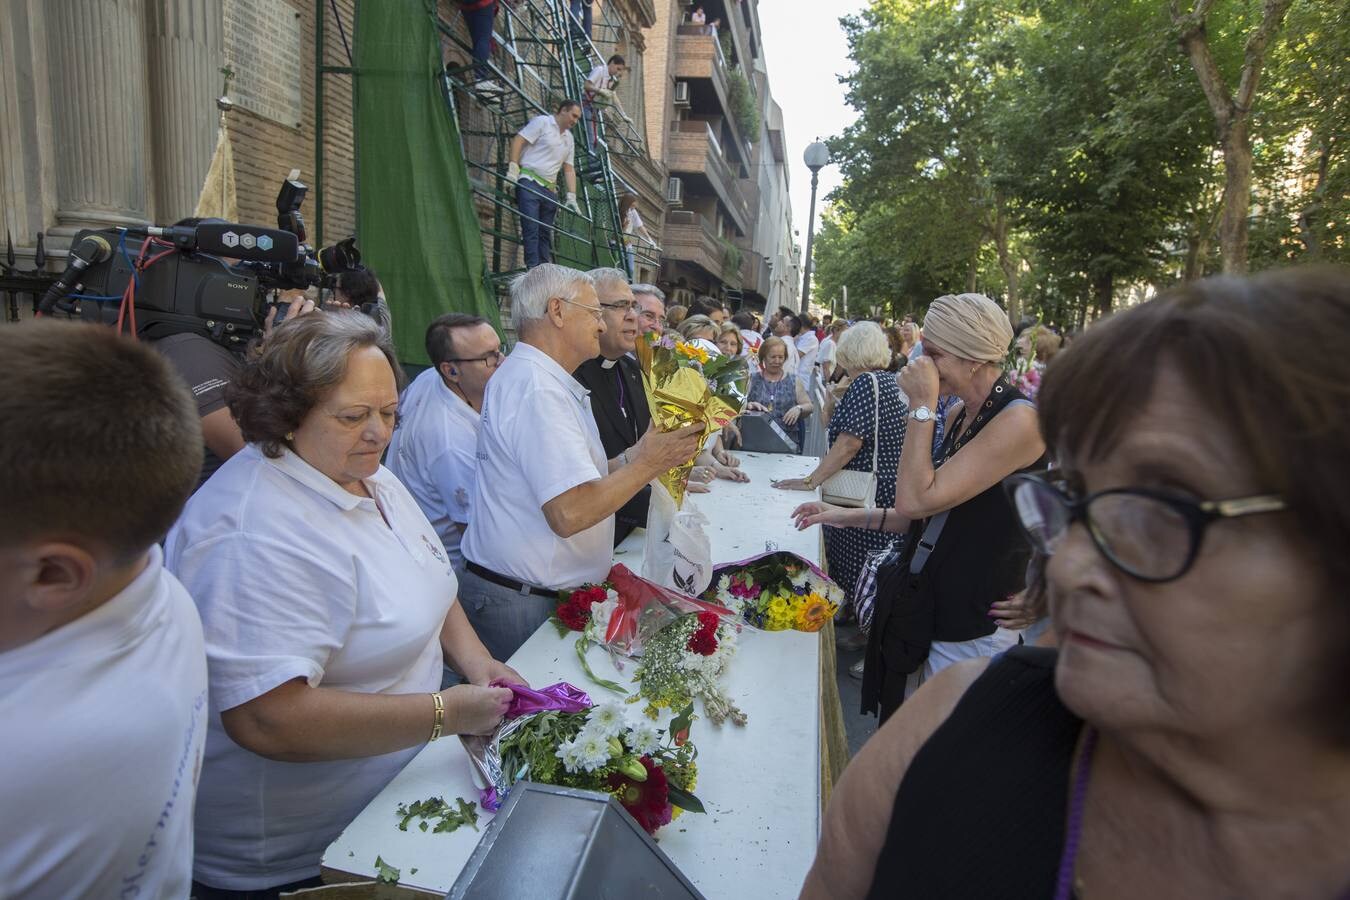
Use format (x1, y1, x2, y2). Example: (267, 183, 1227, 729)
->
(454, 486, 470, 509)
(422, 534, 448, 564)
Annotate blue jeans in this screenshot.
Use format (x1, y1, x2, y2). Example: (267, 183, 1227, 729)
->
(570, 0, 592, 37)
(461, 6, 496, 79)
(457, 568, 556, 662)
(516, 178, 558, 268)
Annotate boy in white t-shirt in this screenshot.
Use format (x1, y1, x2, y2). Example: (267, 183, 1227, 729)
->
(0, 322, 209, 899)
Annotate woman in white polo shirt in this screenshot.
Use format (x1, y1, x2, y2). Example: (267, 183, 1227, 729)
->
(166, 312, 521, 899)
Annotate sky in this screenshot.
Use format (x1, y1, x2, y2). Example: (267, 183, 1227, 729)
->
(756, 0, 868, 259)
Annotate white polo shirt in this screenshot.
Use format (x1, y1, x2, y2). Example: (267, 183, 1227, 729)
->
(795, 330, 820, 382)
(164, 445, 455, 890)
(517, 113, 576, 188)
(462, 341, 613, 589)
(586, 63, 613, 94)
(0, 545, 208, 900)
(386, 366, 481, 571)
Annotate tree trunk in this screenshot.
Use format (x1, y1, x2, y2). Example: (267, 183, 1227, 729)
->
(1218, 119, 1253, 274)
(965, 256, 978, 293)
(1184, 202, 1219, 280)
(1093, 272, 1113, 318)
(992, 202, 1021, 322)
(1171, 0, 1293, 276)
(1296, 139, 1331, 259)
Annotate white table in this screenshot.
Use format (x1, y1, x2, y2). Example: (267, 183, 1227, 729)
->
(324, 453, 824, 899)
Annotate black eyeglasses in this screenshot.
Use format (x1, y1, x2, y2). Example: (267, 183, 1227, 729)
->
(599, 299, 641, 313)
(446, 349, 505, 368)
(1004, 472, 1287, 583)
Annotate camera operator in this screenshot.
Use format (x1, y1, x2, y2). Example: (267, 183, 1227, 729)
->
(155, 289, 318, 492)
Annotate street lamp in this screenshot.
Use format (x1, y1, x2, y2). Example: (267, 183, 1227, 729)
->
(800, 140, 830, 315)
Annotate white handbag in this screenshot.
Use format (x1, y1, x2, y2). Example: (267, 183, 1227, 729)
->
(820, 372, 880, 509)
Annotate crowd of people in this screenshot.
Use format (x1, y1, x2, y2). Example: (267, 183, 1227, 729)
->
(5, 257, 1349, 899)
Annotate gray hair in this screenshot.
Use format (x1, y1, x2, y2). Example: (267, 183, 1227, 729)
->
(631, 283, 666, 303)
(587, 267, 631, 299)
(835, 321, 891, 373)
(510, 263, 594, 332)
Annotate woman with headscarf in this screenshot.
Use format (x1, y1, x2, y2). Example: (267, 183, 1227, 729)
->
(793, 293, 1045, 721)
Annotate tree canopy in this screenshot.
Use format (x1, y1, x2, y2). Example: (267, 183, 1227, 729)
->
(814, 0, 1348, 327)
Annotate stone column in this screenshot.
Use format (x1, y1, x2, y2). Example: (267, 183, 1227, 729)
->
(145, 0, 223, 222)
(46, 0, 153, 236)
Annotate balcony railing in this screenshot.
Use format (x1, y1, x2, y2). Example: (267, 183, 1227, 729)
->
(663, 211, 741, 284)
(666, 121, 751, 235)
(671, 31, 753, 162)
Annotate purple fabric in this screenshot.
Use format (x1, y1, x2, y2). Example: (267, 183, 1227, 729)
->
(480, 786, 502, 812)
(497, 680, 592, 720)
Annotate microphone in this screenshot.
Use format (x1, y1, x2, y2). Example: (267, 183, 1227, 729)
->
(147, 222, 301, 263)
(37, 233, 112, 315)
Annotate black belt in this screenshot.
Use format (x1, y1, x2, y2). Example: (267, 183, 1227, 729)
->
(465, 562, 558, 599)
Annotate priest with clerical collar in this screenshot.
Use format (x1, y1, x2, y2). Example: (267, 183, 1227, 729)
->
(573, 267, 652, 544)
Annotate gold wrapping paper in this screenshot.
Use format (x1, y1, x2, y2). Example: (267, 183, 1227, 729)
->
(643, 366, 739, 506)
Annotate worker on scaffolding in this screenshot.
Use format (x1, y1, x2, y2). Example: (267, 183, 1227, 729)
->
(505, 99, 582, 269)
(582, 54, 631, 151)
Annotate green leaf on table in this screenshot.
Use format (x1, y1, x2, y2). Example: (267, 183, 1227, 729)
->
(374, 855, 400, 884)
(666, 784, 706, 814)
(575, 635, 629, 694)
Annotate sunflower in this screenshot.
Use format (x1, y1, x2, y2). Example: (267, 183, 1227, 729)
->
(796, 592, 835, 632)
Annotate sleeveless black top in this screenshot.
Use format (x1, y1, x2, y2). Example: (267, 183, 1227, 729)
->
(865, 647, 1082, 899)
(862, 378, 1046, 718)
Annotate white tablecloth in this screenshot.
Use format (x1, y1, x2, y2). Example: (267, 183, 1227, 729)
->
(323, 452, 823, 898)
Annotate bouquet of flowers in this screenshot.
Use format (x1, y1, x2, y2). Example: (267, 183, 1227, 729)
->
(635, 333, 748, 506)
(554, 564, 746, 725)
(703, 551, 844, 633)
(1010, 363, 1043, 400)
(462, 680, 703, 835)
(631, 609, 746, 726)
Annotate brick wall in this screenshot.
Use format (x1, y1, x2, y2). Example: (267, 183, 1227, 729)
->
(227, 0, 356, 249)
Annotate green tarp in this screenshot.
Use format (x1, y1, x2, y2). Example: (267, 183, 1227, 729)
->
(355, 0, 499, 366)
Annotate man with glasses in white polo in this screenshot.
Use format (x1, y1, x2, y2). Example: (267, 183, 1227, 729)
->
(386, 313, 503, 576)
(460, 265, 702, 660)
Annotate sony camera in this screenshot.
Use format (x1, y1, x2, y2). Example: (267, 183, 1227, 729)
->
(38, 177, 364, 350)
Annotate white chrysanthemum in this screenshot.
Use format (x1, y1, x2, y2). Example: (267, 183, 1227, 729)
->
(576, 730, 613, 772)
(556, 738, 584, 774)
(789, 569, 810, 588)
(590, 595, 618, 638)
(625, 720, 662, 756)
(585, 701, 628, 738)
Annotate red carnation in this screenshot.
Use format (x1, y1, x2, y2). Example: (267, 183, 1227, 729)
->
(696, 611, 720, 631)
(557, 599, 591, 631)
(687, 628, 717, 656)
(580, 586, 608, 605)
(608, 756, 672, 834)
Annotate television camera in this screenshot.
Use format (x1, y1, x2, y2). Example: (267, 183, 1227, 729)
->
(36, 177, 364, 349)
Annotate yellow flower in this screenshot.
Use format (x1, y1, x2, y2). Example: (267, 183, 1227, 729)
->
(675, 340, 710, 365)
(796, 592, 835, 633)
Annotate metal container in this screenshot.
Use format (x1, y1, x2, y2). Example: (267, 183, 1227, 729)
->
(446, 782, 704, 900)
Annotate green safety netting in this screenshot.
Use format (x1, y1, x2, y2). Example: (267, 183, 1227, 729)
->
(355, 0, 500, 366)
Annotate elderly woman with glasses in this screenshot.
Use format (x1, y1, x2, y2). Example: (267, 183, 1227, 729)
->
(800, 267, 1350, 900)
(166, 312, 523, 899)
(795, 293, 1046, 717)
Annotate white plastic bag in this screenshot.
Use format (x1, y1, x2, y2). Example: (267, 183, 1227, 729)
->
(642, 480, 677, 586)
(669, 501, 712, 596)
(641, 483, 712, 596)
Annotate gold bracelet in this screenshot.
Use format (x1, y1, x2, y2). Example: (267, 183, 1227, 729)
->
(429, 692, 445, 742)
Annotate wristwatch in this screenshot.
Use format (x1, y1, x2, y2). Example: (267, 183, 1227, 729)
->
(909, 406, 935, 423)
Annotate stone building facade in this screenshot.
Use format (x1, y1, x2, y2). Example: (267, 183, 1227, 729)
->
(0, 0, 358, 282)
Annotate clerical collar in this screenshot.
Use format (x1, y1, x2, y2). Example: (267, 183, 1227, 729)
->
(600, 357, 618, 369)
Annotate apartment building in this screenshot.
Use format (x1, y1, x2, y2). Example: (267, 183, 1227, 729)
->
(643, 0, 799, 311)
